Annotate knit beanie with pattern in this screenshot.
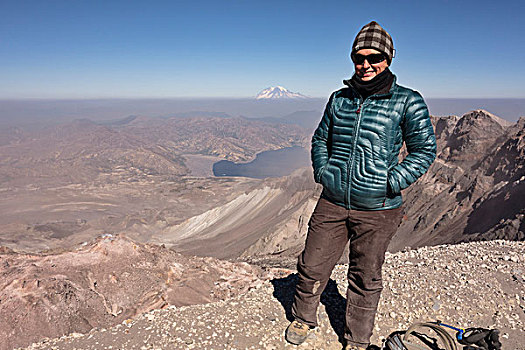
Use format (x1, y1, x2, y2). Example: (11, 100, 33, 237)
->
(351, 21, 395, 64)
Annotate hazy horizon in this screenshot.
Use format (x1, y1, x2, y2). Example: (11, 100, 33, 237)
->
(1, 97, 524, 128)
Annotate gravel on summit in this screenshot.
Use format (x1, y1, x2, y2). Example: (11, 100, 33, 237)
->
(21, 240, 525, 350)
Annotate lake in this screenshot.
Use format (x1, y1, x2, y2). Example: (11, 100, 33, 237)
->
(213, 146, 310, 178)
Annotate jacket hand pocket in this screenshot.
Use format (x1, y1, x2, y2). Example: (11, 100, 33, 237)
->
(314, 158, 331, 184)
(386, 171, 400, 197)
(314, 165, 326, 183)
(319, 159, 338, 189)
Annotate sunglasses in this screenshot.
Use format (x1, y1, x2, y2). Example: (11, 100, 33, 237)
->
(351, 53, 386, 65)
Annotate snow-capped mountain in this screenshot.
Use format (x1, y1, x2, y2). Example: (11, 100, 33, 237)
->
(255, 86, 308, 100)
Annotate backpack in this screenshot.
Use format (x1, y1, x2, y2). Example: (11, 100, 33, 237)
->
(383, 322, 502, 350)
(383, 322, 457, 350)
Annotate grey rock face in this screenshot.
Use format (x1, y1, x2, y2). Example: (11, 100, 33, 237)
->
(391, 111, 525, 251)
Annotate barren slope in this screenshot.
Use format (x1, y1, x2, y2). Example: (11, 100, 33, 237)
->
(150, 168, 318, 259)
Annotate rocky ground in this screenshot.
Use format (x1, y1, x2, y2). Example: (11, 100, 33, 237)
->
(1, 235, 265, 350)
(18, 240, 525, 350)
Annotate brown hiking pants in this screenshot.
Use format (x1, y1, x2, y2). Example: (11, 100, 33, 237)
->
(292, 197, 403, 347)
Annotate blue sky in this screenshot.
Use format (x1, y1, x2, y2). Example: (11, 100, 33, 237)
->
(1, 0, 524, 99)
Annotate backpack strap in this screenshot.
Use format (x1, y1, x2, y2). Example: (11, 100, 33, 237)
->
(402, 322, 458, 350)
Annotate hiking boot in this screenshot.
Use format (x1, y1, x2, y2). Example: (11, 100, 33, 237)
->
(285, 320, 310, 345)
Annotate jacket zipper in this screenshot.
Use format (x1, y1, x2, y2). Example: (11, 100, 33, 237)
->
(345, 87, 393, 209)
(346, 100, 363, 208)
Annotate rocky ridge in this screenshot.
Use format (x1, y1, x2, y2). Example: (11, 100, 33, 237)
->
(0, 115, 309, 187)
(119, 116, 309, 162)
(18, 240, 525, 350)
(391, 112, 525, 250)
(1, 235, 265, 350)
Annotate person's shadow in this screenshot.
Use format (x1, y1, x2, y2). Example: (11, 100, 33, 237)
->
(271, 274, 346, 343)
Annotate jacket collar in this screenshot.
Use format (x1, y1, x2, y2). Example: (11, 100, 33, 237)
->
(343, 75, 398, 100)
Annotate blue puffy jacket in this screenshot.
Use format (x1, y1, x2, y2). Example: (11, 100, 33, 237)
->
(312, 76, 436, 210)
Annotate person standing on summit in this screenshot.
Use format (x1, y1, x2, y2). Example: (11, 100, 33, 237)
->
(285, 21, 437, 350)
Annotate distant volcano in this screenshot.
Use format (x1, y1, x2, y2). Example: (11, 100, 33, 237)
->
(255, 86, 308, 100)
